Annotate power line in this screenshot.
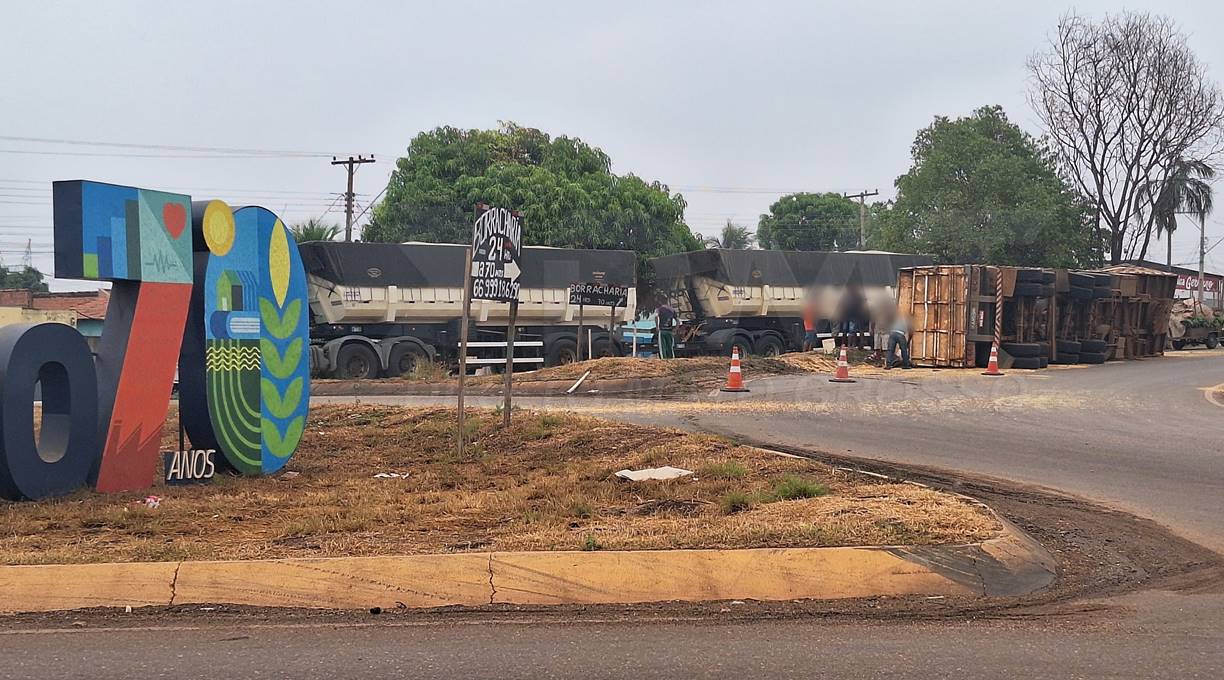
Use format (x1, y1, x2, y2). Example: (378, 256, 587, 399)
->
(0, 135, 343, 157)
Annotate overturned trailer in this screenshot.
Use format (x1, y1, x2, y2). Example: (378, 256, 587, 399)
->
(897, 264, 1176, 368)
(651, 249, 932, 356)
(300, 241, 637, 377)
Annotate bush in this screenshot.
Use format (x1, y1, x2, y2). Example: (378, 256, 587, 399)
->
(719, 491, 755, 514)
(769, 476, 829, 501)
(700, 461, 748, 480)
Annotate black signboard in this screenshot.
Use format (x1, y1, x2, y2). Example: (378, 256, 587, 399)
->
(470, 207, 523, 302)
(570, 282, 629, 308)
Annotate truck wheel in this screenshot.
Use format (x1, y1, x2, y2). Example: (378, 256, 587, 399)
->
(1207, 335, 1219, 350)
(1172, 339, 1186, 351)
(724, 336, 754, 357)
(386, 343, 427, 378)
(545, 338, 579, 367)
(591, 339, 619, 359)
(754, 336, 784, 357)
(334, 343, 379, 380)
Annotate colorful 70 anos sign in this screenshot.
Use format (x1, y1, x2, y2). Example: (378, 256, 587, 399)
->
(0, 180, 310, 501)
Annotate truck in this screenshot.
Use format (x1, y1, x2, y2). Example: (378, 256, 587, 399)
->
(649, 249, 932, 357)
(299, 241, 637, 378)
(1168, 298, 1221, 350)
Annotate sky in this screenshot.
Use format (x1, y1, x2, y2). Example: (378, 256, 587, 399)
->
(2, 0, 1223, 291)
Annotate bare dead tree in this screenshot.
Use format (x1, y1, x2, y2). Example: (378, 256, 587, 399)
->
(1028, 12, 1224, 263)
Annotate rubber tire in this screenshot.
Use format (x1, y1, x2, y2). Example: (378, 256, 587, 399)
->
(1093, 286, 1112, 299)
(1207, 335, 1219, 350)
(1080, 351, 1107, 364)
(1080, 339, 1108, 353)
(754, 335, 785, 357)
(1013, 282, 1044, 297)
(1001, 342, 1042, 358)
(724, 336, 754, 358)
(334, 343, 380, 380)
(1038, 357, 1049, 368)
(1068, 272, 1096, 288)
(386, 342, 427, 378)
(1068, 285, 1094, 301)
(1041, 285, 1055, 297)
(1093, 274, 1113, 288)
(1055, 339, 1082, 354)
(591, 338, 619, 359)
(1051, 353, 1080, 365)
(1016, 269, 1044, 283)
(545, 338, 579, 367)
(1011, 356, 1043, 369)
(1041, 271, 1056, 284)
(1172, 339, 1186, 351)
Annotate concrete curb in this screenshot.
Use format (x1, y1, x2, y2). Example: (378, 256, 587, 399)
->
(0, 519, 1053, 613)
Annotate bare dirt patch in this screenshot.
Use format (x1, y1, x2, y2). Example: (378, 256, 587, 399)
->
(0, 406, 997, 564)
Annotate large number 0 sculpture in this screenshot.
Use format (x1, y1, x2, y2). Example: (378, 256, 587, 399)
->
(0, 180, 308, 501)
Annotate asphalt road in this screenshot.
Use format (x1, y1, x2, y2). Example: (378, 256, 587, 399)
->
(3, 349, 1222, 678)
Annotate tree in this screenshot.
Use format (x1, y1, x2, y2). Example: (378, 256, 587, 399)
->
(876, 106, 1097, 267)
(1137, 157, 1214, 266)
(756, 193, 858, 251)
(289, 218, 341, 243)
(0, 265, 49, 291)
(702, 220, 753, 249)
(1029, 12, 1224, 263)
(365, 123, 701, 298)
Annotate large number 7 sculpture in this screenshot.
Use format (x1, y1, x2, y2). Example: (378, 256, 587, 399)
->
(8, 179, 308, 498)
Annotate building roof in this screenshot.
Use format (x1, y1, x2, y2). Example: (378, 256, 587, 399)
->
(1100, 264, 1178, 278)
(0, 288, 111, 320)
(1120, 259, 1222, 280)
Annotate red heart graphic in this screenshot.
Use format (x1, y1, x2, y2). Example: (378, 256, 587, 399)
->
(163, 203, 186, 239)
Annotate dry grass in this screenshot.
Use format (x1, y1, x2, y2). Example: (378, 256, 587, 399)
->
(0, 406, 999, 565)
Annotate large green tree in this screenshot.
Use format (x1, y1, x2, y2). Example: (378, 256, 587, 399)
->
(366, 123, 701, 296)
(876, 106, 1098, 267)
(756, 193, 859, 251)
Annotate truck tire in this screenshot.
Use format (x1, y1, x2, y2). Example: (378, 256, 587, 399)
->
(1016, 269, 1044, 283)
(754, 335, 785, 357)
(545, 338, 579, 367)
(1068, 272, 1096, 288)
(1051, 353, 1079, 365)
(1001, 342, 1042, 358)
(1207, 334, 1219, 350)
(1080, 339, 1108, 353)
(1080, 351, 1107, 364)
(1172, 339, 1186, 351)
(591, 338, 620, 359)
(1055, 339, 1081, 354)
(1011, 356, 1042, 369)
(724, 336, 754, 358)
(386, 342, 427, 378)
(334, 343, 380, 380)
(1068, 285, 1094, 300)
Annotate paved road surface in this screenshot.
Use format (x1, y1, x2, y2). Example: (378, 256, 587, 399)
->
(4, 349, 1222, 678)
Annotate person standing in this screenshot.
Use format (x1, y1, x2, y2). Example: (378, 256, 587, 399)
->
(802, 291, 820, 352)
(885, 309, 912, 369)
(837, 283, 866, 350)
(655, 295, 677, 359)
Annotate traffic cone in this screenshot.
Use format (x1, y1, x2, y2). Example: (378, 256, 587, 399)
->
(982, 342, 1004, 376)
(829, 346, 856, 383)
(720, 346, 750, 392)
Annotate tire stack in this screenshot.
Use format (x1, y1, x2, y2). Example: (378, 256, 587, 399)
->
(1001, 270, 1053, 369)
(1013, 269, 1055, 298)
(1000, 341, 1048, 369)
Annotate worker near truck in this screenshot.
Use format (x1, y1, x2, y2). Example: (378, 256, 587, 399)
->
(836, 283, 867, 350)
(802, 290, 820, 352)
(884, 308, 912, 370)
(655, 295, 677, 359)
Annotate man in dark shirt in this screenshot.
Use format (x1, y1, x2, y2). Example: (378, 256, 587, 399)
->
(655, 295, 677, 359)
(837, 284, 866, 350)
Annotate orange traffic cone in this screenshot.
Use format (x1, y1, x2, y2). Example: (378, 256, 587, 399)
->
(829, 346, 856, 383)
(720, 346, 750, 392)
(982, 342, 1004, 376)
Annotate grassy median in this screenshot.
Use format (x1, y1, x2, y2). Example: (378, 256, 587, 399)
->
(0, 405, 998, 564)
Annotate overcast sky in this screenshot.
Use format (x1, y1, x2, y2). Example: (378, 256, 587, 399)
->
(2, 0, 1222, 290)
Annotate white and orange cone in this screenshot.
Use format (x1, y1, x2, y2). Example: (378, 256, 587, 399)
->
(720, 346, 750, 392)
(982, 342, 1004, 376)
(829, 346, 856, 383)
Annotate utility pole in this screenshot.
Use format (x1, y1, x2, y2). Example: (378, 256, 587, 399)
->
(843, 189, 879, 248)
(1199, 213, 1207, 304)
(331, 155, 376, 241)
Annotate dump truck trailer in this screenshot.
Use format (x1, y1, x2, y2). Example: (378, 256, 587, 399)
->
(299, 241, 637, 378)
(650, 249, 932, 356)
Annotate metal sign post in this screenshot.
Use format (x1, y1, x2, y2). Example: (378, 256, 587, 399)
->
(461, 205, 523, 443)
(576, 303, 584, 362)
(456, 244, 475, 457)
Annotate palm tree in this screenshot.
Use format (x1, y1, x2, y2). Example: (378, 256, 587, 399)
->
(1140, 158, 1214, 266)
(703, 220, 754, 249)
(289, 218, 342, 243)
